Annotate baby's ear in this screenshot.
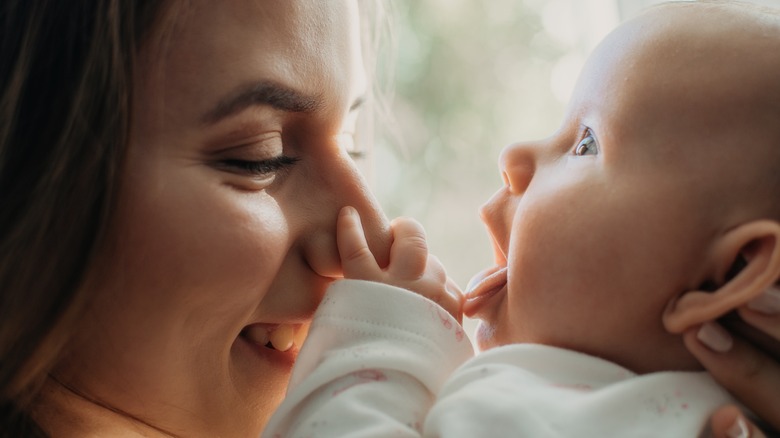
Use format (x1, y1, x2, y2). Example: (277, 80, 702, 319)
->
(663, 220, 780, 334)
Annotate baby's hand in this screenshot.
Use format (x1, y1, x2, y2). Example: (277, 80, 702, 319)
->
(337, 206, 463, 323)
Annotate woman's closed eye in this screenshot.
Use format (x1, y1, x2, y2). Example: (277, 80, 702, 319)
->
(216, 155, 300, 177)
(573, 130, 599, 156)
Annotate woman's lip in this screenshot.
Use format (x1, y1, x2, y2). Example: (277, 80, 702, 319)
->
(464, 266, 508, 317)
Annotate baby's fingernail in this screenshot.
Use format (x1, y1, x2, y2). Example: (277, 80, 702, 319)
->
(697, 322, 733, 353)
(747, 285, 780, 315)
(340, 206, 356, 217)
(726, 416, 749, 438)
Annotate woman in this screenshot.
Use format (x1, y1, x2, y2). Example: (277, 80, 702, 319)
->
(0, 0, 777, 436)
(2, 0, 391, 435)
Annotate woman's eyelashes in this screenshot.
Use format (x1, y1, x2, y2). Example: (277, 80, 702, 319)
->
(347, 150, 366, 161)
(573, 130, 599, 156)
(217, 155, 300, 177)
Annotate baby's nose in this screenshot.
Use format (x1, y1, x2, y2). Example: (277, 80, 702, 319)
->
(498, 141, 536, 194)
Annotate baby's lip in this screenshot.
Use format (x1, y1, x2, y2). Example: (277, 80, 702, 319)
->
(466, 265, 505, 295)
(464, 266, 508, 317)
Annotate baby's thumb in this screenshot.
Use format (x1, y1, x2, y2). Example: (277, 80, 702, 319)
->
(388, 217, 429, 279)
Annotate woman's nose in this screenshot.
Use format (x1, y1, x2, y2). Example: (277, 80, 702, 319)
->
(498, 140, 536, 195)
(302, 149, 391, 278)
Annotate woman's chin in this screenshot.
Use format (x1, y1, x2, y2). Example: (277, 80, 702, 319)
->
(232, 334, 296, 400)
(234, 331, 298, 378)
(222, 335, 298, 433)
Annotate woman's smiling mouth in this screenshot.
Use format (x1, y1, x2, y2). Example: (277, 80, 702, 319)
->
(241, 323, 308, 352)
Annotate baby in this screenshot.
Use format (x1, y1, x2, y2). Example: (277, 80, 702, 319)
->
(264, 1, 780, 437)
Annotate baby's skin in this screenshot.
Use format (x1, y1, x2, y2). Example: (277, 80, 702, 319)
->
(334, 207, 770, 437)
(336, 206, 463, 322)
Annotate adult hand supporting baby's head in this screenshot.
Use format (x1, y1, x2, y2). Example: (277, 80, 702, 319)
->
(709, 406, 766, 438)
(337, 206, 463, 323)
(685, 288, 780, 435)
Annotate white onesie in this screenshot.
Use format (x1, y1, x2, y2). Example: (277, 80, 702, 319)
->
(263, 279, 735, 437)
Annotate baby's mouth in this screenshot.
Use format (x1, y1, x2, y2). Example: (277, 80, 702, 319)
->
(463, 265, 508, 317)
(241, 323, 307, 352)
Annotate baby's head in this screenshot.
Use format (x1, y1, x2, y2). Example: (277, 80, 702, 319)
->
(466, 1, 780, 373)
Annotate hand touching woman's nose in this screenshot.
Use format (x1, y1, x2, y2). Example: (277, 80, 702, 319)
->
(300, 149, 392, 279)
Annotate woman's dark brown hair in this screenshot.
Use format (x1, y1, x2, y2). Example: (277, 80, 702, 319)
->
(0, 1, 167, 435)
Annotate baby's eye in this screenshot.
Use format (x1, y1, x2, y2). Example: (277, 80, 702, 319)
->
(573, 132, 599, 156)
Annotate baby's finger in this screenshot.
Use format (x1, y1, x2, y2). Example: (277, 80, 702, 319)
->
(446, 277, 464, 304)
(423, 254, 447, 283)
(387, 217, 428, 279)
(445, 276, 465, 324)
(337, 206, 380, 279)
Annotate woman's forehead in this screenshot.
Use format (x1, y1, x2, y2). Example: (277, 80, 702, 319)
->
(134, 0, 365, 131)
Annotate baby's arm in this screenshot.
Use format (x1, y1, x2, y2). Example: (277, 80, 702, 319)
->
(337, 206, 463, 322)
(262, 208, 473, 438)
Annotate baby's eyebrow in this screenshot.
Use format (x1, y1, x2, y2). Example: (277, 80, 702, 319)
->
(201, 81, 323, 125)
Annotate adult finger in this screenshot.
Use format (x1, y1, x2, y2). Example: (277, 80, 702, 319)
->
(337, 206, 380, 279)
(736, 287, 780, 359)
(684, 324, 780, 430)
(387, 217, 428, 280)
(710, 405, 766, 438)
(730, 307, 780, 366)
(739, 308, 780, 343)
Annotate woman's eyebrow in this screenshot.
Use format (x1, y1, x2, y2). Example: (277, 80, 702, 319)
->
(201, 81, 323, 125)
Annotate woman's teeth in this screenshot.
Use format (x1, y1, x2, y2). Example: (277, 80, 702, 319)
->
(269, 324, 294, 351)
(243, 324, 304, 352)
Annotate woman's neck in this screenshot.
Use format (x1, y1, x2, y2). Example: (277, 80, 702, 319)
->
(31, 376, 177, 438)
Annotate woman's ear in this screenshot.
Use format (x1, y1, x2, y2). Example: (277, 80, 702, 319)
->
(664, 220, 780, 334)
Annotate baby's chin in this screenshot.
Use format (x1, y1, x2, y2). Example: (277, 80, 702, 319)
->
(474, 320, 503, 352)
(474, 319, 537, 352)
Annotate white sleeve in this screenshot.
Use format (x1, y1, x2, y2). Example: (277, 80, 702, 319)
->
(262, 279, 475, 438)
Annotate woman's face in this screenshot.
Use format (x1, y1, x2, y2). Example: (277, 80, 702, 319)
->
(57, 1, 390, 435)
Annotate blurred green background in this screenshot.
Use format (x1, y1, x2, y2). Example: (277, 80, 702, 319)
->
(372, 0, 619, 290)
